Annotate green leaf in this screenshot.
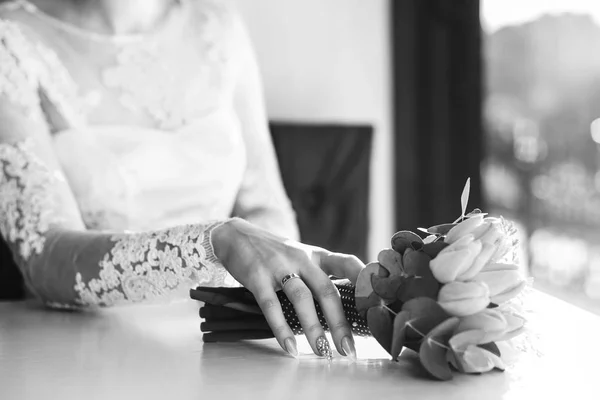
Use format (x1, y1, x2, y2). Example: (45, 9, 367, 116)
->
(397, 276, 440, 303)
(398, 250, 440, 301)
(391, 231, 423, 254)
(387, 299, 404, 314)
(378, 264, 390, 278)
(367, 305, 394, 354)
(419, 317, 460, 381)
(355, 292, 383, 319)
(371, 274, 405, 302)
(403, 340, 422, 353)
(461, 177, 471, 218)
(377, 249, 404, 277)
(402, 297, 449, 322)
(355, 262, 379, 296)
(390, 311, 411, 360)
(425, 223, 456, 235)
(354, 262, 383, 316)
(402, 298, 450, 342)
(422, 241, 449, 259)
(402, 249, 431, 276)
(465, 209, 486, 218)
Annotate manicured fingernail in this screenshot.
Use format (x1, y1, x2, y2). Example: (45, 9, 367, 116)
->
(284, 338, 298, 358)
(341, 336, 357, 361)
(316, 336, 333, 359)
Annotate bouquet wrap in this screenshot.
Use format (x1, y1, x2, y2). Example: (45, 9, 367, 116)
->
(192, 179, 529, 381)
(191, 281, 371, 342)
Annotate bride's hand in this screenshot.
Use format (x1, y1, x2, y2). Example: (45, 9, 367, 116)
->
(211, 218, 364, 359)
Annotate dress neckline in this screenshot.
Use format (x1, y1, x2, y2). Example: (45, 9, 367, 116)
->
(13, 0, 189, 45)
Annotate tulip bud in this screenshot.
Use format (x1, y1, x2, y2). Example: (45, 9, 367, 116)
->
(430, 236, 482, 283)
(456, 309, 508, 343)
(437, 281, 490, 317)
(473, 264, 526, 304)
(498, 308, 526, 341)
(477, 221, 504, 246)
(459, 242, 496, 281)
(445, 215, 485, 244)
(464, 217, 517, 262)
(469, 219, 492, 240)
(453, 345, 506, 373)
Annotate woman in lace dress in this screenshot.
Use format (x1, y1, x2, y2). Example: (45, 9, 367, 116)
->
(0, 0, 363, 359)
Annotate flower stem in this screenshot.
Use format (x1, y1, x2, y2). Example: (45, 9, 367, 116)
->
(383, 304, 398, 316)
(406, 321, 451, 350)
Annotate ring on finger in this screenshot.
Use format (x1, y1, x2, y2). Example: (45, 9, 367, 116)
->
(281, 273, 301, 289)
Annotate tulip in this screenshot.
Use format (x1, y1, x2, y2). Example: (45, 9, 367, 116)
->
(447, 329, 506, 373)
(455, 309, 508, 343)
(447, 345, 506, 373)
(460, 242, 496, 281)
(446, 216, 516, 263)
(473, 263, 527, 304)
(445, 215, 485, 244)
(430, 235, 495, 283)
(437, 281, 490, 317)
(497, 307, 527, 341)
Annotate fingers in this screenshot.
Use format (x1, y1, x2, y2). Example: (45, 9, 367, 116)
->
(301, 268, 357, 360)
(282, 276, 332, 358)
(253, 281, 298, 358)
(317, 251, 365, 285)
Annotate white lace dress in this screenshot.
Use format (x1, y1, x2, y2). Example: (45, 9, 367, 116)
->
(0, 0, 299, 307)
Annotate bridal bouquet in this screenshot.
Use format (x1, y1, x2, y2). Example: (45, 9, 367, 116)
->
(191, 179, 529, 381)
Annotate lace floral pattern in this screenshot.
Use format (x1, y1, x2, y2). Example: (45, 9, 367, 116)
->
(74, 221, 229, 306)
(33, 41, 87, 127)
(0, 19, 39, 111)
(100, 0, 235, 130)
(1, 0, 241, 131)
(0, 17, 87, 126)
(0, 140, 58, 260)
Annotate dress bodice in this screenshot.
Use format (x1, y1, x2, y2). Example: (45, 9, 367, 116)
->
(52, 114, 246, 231)
(0, 0, 296, 235)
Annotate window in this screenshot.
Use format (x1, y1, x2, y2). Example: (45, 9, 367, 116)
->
(481, 0, 600, 314)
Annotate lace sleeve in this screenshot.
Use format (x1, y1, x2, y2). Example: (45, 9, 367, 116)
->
(229, 11, 300, 241)
(0, 23, 233, 308)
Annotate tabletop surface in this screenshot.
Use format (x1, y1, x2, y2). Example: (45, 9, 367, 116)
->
(0, 290, 599, 400)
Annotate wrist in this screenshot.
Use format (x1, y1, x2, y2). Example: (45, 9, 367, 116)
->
(210, 218, 242, 263)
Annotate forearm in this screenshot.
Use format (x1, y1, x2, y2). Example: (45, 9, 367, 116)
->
(10, 221, 231, 308)
(0, 140, 235, 308)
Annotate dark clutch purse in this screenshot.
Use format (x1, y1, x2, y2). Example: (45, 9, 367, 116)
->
(190, 280, 371, 342)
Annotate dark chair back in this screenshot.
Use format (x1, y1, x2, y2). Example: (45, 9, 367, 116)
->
(270, 122, 372, 262)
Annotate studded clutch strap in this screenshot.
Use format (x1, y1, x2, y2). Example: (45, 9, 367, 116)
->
(191, 280, 371, 342)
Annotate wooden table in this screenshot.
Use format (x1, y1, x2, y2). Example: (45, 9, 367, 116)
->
(1, 291, 598, 400)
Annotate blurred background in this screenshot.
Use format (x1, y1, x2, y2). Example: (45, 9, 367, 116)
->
(2, 0, 600, 317)
(236, 0, 600, 315)
(481, 0, 600, 315)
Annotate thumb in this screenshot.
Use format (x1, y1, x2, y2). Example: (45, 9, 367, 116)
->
(315, 250, 365, 285)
